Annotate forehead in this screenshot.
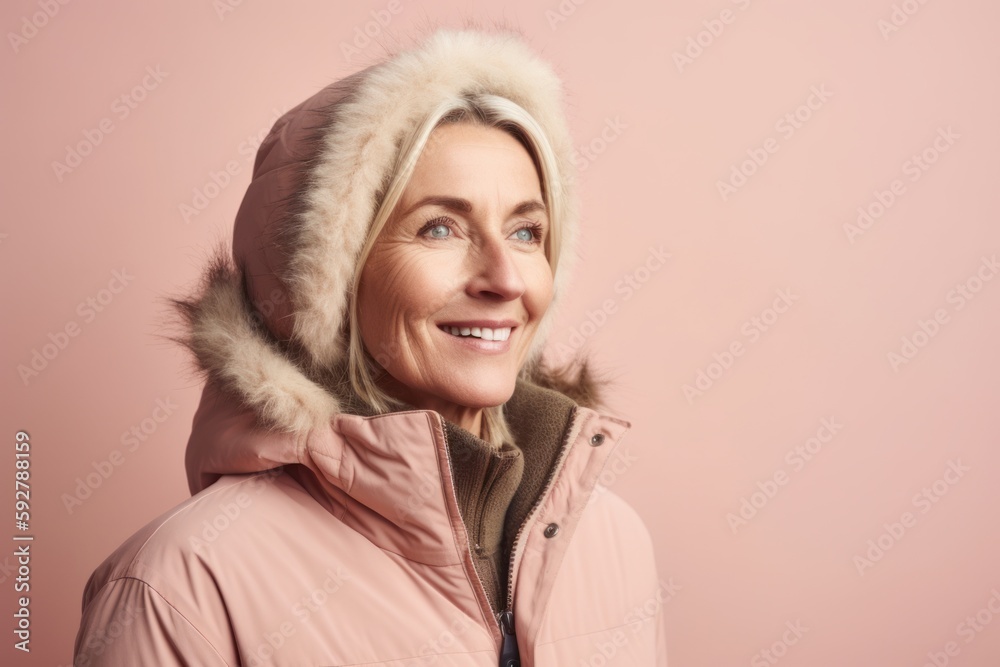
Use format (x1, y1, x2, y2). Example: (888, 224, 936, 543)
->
(401, 123, 542, 202)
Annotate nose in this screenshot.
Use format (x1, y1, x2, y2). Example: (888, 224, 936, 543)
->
(465, 233, 527, 302)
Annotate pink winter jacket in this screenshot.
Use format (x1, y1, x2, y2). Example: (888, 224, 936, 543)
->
(73, 378, 667, 666)
(73, 26, 668, 666)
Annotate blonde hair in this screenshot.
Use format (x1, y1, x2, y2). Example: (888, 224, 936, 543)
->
(342, 93, 566, 448)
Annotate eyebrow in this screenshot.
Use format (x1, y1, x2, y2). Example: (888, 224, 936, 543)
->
(401, 196, 547, 219)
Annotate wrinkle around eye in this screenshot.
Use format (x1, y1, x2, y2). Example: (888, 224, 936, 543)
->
(372, 248, 429, 284)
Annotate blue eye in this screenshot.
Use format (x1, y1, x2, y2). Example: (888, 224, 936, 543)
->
(417, 216, 544, 245)
(512, 222, 544, 245)
(428, 223, 450, 238)
(418, 217, 455, 239)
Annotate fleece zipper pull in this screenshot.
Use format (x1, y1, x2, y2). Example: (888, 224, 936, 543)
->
(498, 609, 520, 667)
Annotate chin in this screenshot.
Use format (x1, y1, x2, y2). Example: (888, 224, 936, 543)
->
(441, 371, 517, 408)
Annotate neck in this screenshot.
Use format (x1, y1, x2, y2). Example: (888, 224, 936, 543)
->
(375, 371, 484, 438)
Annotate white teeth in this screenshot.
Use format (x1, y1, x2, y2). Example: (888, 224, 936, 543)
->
(444, 326, 511, 341)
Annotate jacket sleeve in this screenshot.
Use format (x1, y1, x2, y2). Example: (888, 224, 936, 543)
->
(74, 576, 230, 666)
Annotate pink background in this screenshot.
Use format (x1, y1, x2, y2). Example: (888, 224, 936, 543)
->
(3, 0, 999, 665)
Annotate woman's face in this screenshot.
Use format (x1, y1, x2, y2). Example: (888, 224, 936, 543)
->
(357, 122, 553, 432)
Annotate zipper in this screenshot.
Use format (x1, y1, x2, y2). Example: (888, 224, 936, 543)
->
(498, 609, 519, 667)
(493, 406, 582, 665)
(429, 413, 506, 640)
(430, 406, 582, 666)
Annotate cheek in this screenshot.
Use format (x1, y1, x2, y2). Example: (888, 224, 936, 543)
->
(358, 248, 451, 334)
(523, 258, 555, 318)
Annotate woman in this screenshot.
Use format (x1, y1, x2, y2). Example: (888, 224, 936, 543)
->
(74, 26, 667, 666)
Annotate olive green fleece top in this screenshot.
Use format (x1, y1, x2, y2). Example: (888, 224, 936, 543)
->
(329, 375, 577, 617)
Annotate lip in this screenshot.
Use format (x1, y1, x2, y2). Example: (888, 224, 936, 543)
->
(436, 319, 519, 329)
(437, 322, 515, 354)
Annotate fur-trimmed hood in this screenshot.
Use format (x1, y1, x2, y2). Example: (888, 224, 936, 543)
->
(165, 25, 608, 439)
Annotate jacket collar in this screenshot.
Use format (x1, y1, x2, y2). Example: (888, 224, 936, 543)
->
(184, 371, 632, 565)
(325, 365, 582, 559)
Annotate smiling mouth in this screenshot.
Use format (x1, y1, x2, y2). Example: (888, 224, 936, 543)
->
(437, 324, 514, 342)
